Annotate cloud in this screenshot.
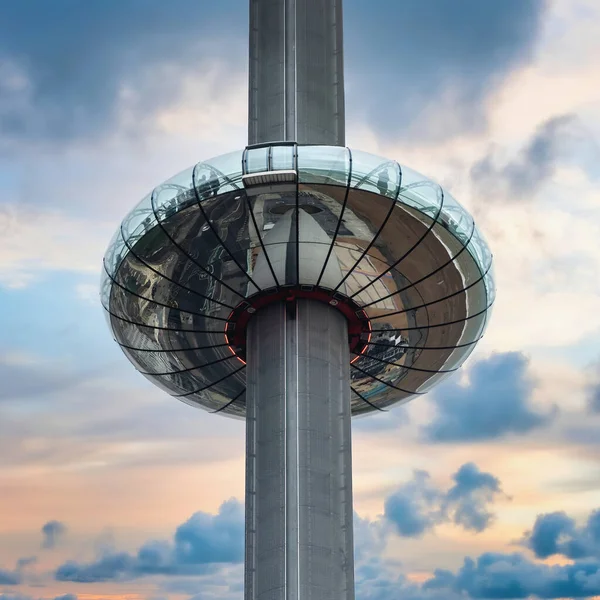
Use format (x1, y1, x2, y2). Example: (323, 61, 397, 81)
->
(590, 384, 600, 412)
(47, 497, 600, 600)
(524, 508, 600, 560)
(0, 556, 37, 586)
(0, 0, 549, 148)
(357, 571, 465, 600)
(353, 511, 388, 565)
(0, 0, 244, 147)
(41, 520, 67, 549)
(55, 551, 147, 584)
(384, 462, 505, 538)
(15, 557, 36, 570)
(0, 568, 21, 585)
(354, 407, 409, 433)
(384, 470, 444, 537)
(50, 463, 501, 586)
(473, 183, 600, 352)
(0, 302, 244, 473)
(423, 552, 600, 599)
(443, 463, 504, 532)
(55, 499, 244, 582)
(353, 517, 461, 600)
(0, 354, 83, 402)
(525, 511, 576, 558)
(160, 564, 243, 599)
(173, 500, 244, 565)
(0, 596, 76, 600)
(423, 352, 554, 443)
(470, 114, 580, 198)
(0, 204, 112, 288)
(345, 0, 547, 141)
(587, 362, 600, 413)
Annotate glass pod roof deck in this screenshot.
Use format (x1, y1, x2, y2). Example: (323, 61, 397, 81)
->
(101, 143, 495, 418)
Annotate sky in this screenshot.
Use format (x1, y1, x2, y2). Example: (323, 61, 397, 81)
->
(1, 0, 600, 599)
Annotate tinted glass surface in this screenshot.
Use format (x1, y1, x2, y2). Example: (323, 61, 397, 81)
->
(102, 145, 494, 417)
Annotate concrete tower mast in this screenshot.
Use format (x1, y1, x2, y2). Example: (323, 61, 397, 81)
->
(248, 0, 345, 146)
(246, 2, 353, 599)
(102, 2, 495, 600)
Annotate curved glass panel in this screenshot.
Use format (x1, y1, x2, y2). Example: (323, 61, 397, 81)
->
(439, 191, 474, 244)
(151, 166, 195, 222)
(201, 150, 244, 196)
(143, 360, 242, 398)
(121, 192, 155, 246)
(484, 264, 496, 306)
(465, 225, 492, 277)
(271, 145, 295, 171)
(113, 319, 226, 355)
(121, 345, 189, 376)
(104, 226, 128, 279)
(350, 149, 398, 197)
(102, 143, 494, 417)
(397, 163, 426, 189)
(297, 145, 349, 186)
(244, 146, 269, 174)
(400, 181, 443, 217)
(153, 185, 190, 224)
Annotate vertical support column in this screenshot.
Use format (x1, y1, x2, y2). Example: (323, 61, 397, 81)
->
(248, 0, 345, 146)
(246, 299, 355, 600)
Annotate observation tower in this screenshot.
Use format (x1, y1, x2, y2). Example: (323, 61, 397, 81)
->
(101, 1, 494, 599)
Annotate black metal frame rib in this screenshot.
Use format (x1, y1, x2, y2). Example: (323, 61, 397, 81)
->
(349, 186, 445, 300)
(365, 334, 486, 352)
(191, 165, 263, 293)
(102, 262, 229, 322)
(338, 243, 430, 306)
(250, 238, 429, 285)
(148, 188, 247, 302)
(351, 351, 459, 374)
(369, 262, 493, 321)
(213, 388, 246, 414)
(241, 144, 284, 288)
(175, 365, 246, 398)
(351, 386, 386, 412)
(118, 341, 230, 354)
(119, 223, 236, 311)
(316, 148, 353, 287)
(351, 362, 427, 396)
(360, 217, 478, 309)
(102, 305, 218, 334)
(138, 354, 238, 376)
(334, 161, 402, 292)
(369, 303, 494, 333)
(244, 195, 281, 289)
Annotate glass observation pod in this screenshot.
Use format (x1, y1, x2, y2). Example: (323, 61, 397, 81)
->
(101, 143, 495, 418)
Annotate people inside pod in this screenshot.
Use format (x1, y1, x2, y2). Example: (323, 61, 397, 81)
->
(377, 168, 390, 197)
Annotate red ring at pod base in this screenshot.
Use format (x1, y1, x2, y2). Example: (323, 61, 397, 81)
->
(224, 285, 372, 363)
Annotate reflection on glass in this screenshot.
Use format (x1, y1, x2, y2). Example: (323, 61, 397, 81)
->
(121, 193, 155, 246)
(298, 145, 349, 185)
(103, 143, 494, 417)
(400, 181, 443, 217)
(203, 150, 244, 196)
(245, 147, 269, 174)
(153, 184, 189, 223)
(271, 145, 295, 171)
(439, 192, 474, 243)
(484, 267, 496, 306)
(350, 149, 396, 196)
